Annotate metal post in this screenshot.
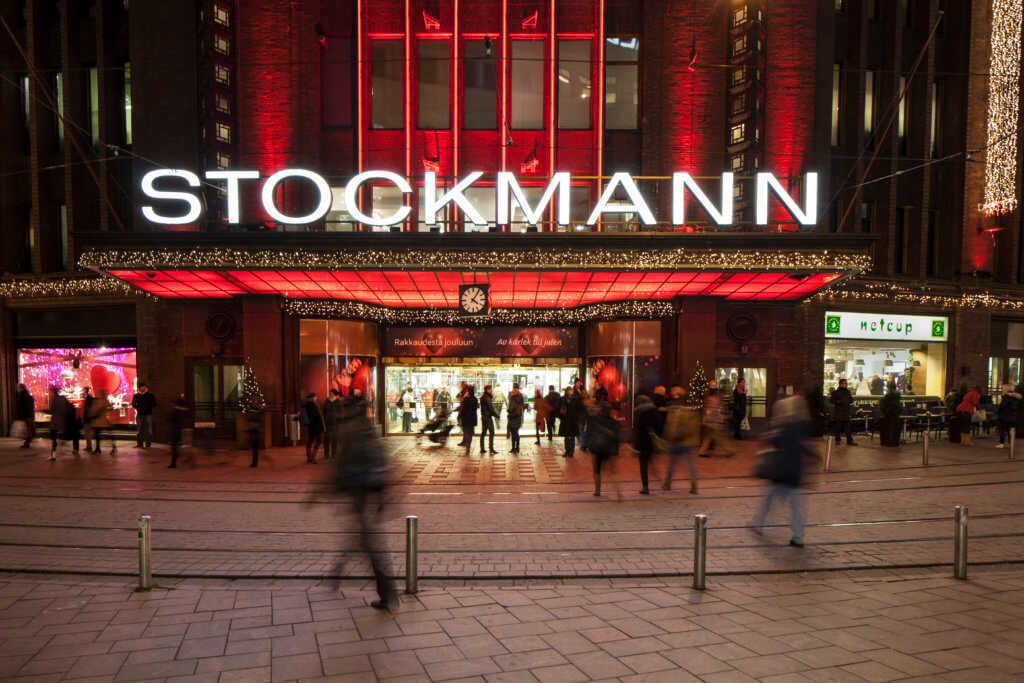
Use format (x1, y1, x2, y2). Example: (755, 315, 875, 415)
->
(1010, 428, 1016, 461)
(405, 515, 418, 594)
(922, 431, 929, 466)
(138, 515, 152, 591)
(953, 505, 968, 580)
(693, 514, 707, 590)
(824, 436, 833, 472)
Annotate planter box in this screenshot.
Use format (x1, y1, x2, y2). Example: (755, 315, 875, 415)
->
(878, 417, 902, 447)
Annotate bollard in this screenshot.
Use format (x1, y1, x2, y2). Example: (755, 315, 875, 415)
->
(405, 516, 418, 594)
(824, 435, 833, 473)
(922, 431, 929, 466)
(693, 514, 707, 590)
(953, 505, 968, 580)
(138, 515, 152, 591)
(1011, 428, 1016, 461)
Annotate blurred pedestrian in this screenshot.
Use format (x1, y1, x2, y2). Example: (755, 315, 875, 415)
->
(698, 380, 732, 457)
(323, 389, 344, 459)
(301, 392, 326, 463)
(544, 385, 561, 441)
(996, 384, 1020, 449)
(574, 379, 590, 451)
(588, 400, 620, 497)
(88, 388, 114, 454)
(334, 401, 397, 611)
(168, 396, 188, 468)
(829, 379, 856, 446)
(131, 383, 157, 448)
(81, 387, 94, 452)
(507, 383, 525, 454)
(533, 388, 549, 445)
(46, 387, 76, 460)
(558, 386, 580, 458)
(480, 385, 498, 454)
(662, 385, 701, 493)
(732, 378, 748, 440)
(751, 395, 813, 548)
(458, 385, 478, 448)
(15, 383, 35, 448)
(633, 394, 664, 494)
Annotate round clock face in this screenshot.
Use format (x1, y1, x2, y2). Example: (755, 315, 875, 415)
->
(461, 286, 487, 313)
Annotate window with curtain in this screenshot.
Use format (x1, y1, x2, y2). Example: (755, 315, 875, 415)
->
(418, 39, 450, 129)
(605, 37, 638, 130)
(371, 40, 403, 129)
(511, 40, 544, 129)
(464, 39, 497, 129)
(558, 39, 591, 129)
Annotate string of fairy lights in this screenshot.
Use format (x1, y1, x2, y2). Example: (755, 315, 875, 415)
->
(981, 0, 1023, 216)
(0, 275, 141, 299)
(77, 246, 871, 271)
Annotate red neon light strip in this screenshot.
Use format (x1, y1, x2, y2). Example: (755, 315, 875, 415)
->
(500, 0, 508, 189)
(367, 32, 404, 39)
(555, 32, 595, 39)
(596, 0, 605, 232)
(548, 0, 556, 231)
(404, 0, 411, 231)
(453, 0, 459, 202)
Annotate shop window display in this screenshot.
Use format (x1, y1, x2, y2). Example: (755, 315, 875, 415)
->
(823, 341, 946, 398)
(17, 347, 137, 424)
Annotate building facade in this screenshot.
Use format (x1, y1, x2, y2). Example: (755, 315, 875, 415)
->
(1, 0, 1022, 443)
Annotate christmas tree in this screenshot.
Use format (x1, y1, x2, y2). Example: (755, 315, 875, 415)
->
(239, 359, 266, 413)
(687, 360, 709, 406)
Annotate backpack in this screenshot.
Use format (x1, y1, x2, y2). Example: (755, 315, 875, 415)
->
(298, 406, 311, 426)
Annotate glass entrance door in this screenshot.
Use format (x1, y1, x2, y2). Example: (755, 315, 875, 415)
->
(188, 360, 243, 435)
(384, 362, 579, 435)
(714, 366, 768, 418)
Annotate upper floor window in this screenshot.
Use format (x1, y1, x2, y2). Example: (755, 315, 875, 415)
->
(322, 37, 353, 127)
(558, 39, 591, 129)
(371, 40, 403, 129)
(88, 67, 99, 148)
(123, 63, 132, 145)
(831, 63, 843, 147)
(897, 75, 909, 155)
(605, 37, 638, 130)
(511, 40, 544, 130)
(464, 39, 497, 129)
(417, 39, 450, 129)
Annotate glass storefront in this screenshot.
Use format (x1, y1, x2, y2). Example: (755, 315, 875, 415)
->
(17, 347, 138, 424)
(383, 361, 578, 434)
(823, 311, 948, 399)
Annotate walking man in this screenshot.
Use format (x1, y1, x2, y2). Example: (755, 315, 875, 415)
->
(480, 385, 498, 454)
(458, 386, 479, 448)
(829, 379, 856, 446)
(323, 389, 344, 458)
(544, 385, 561, 441)
(507, 383, 525, 453)
(400, 385, 416, 433)
(752, 396, 812, 548)
(131, 383, 157, 448)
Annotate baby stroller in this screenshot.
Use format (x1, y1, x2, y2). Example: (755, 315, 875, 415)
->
(418, 407, 453, 447)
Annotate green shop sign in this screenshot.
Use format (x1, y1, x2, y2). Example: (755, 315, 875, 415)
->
(824, 311, 948, 342)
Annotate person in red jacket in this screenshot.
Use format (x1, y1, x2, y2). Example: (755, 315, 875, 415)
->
(956, 385, 981, 446)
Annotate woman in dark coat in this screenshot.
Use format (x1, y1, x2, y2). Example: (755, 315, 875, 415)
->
(302, 393, 326, 464)
(633, 394, 664, 494)
(557, 386, 580, 457)
(732, 378, 748, 440)
(996, 384, 1021, 448)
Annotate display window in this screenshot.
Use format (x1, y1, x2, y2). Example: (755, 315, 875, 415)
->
(384, 362, 578, 435)
(17, 347, 137, 423)
(299, 320, 379, 421)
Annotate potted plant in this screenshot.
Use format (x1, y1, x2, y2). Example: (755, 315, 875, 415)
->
(878, 381, 903, 447)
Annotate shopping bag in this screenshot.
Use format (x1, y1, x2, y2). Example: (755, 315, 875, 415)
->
(971, 409, 986, 424)
(740, 417, 751, 431)
(10, 420, 27, 440)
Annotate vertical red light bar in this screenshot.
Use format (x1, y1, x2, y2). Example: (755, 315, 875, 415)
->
(500, 0, 508, 181)
(404, 0, 411, 232)
(548, 0, 556, 232)
(596, 0, 605, 232)
(453, 0, 460, 181)
(357, 0, 364, 175)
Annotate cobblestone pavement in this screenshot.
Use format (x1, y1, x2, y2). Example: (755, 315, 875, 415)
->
(1, 566, 1023, 681)
(1, 433, 1022, 580)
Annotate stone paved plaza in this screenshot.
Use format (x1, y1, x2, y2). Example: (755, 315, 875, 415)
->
(1, 433, 1023, 680)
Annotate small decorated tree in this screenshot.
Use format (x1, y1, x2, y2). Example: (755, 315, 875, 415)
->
(239, 360, 266, 414)
(687, 360, 709, 406)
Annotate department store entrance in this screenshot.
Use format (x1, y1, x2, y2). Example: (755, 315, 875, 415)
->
(384, 360, 580, 435)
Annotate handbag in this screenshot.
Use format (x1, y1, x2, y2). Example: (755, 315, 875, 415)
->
(740, 417, 751, 431)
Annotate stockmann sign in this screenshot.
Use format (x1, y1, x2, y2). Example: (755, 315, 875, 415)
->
(824, 311, 948, 342)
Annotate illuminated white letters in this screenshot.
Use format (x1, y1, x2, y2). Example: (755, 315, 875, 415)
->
(755, 172, 818, 226)
(261, 169, 332, 224)
(424, 171, 486, 227)
(205, 170, 260, 223)
(343, 171, 413, 226)
(672, 172, 733, 226)
(586, 172, 656, 226)
(141, 170, 203, 225)
(496, 172, 571, 226)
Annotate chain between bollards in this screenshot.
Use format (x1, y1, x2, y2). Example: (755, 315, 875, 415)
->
(693, 514, 707, 590)
(922, 431, 929, 466)
(137, 515, 152, 591)
(953, 505, 968, 580)
(405, 515, 418, 594)
(824, 435, 833, 472)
